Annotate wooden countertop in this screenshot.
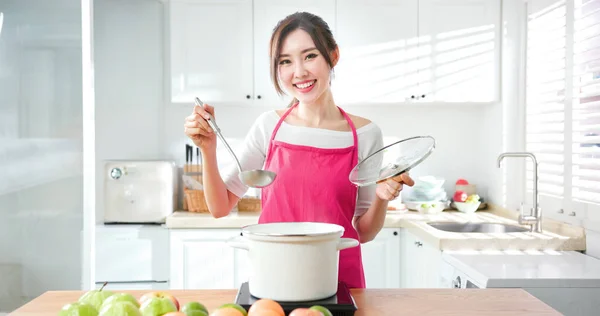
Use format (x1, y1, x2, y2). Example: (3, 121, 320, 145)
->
(10, 288, 560, 316)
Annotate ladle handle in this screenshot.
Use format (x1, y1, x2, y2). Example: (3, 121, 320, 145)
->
(194, 98, 243, 174)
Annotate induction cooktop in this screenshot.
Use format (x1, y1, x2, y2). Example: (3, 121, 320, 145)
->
(234, 282, 357, 316)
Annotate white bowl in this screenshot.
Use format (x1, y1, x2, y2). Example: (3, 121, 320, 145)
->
(415, 202, 447, 214)
(454, 201, 481, 213)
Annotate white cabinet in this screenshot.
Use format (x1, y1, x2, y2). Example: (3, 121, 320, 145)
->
(333, 0, 500, 104)
(361, 228, 402, 288)
(416, 0, 501, 103)
(170, 229, 250, 289)
(167, 0, 254, 105)
(400, 230, 442, 288)
(333, 0, 420, 105)
(166, 0, 501, 106)
(166, 0, 335, 106)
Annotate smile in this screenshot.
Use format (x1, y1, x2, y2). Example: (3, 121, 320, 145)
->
(294, 80, 316, 89)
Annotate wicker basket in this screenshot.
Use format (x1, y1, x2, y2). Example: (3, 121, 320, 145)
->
(237, 197, 261, 212)
(184, 189, 210, 213)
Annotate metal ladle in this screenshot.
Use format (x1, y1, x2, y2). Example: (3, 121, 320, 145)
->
(194, 97, 276, 188)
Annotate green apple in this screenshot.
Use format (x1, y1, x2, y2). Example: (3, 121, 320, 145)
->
(101, 293, 140, 309)
(98, 301, 141, 316)
(181, 302, 208, 316)
(78, 283, 115, 312)
(218, 303, 247, 316)
(310, 305, 333, 316)
(183, 310, 208, 316)
(139, 297, 177, 316)
(59, 302, 98, 316)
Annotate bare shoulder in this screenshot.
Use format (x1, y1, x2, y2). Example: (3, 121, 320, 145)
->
(346, 113, 372, 129)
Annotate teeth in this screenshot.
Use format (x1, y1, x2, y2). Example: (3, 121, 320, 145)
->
(296, 80, 315, 89)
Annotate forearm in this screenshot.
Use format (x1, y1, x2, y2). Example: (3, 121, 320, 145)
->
(201, 149, 236, 218)
(354, 196, 388, 243)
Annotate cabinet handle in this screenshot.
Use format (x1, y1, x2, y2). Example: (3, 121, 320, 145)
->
(240, 232, 243, 236)
(393, 231, 398, 236)
(558, 209, 564, 214)
(453, 276, 462, 288)
(414, 241, 422, 247)
(411, 95, 415, 99)
(569, 211, 576, 216)
(246, 95, 251, 99)
(421, 94, 426, 98)
(257, 95, 262, 99)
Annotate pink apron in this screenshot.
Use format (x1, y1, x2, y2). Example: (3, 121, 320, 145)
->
(258, 103, 366, 289)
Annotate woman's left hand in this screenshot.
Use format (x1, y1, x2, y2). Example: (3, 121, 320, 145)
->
(376, 173, 415, 201)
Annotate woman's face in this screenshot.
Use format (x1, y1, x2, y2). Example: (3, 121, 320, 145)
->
(277, 29, 333, 105)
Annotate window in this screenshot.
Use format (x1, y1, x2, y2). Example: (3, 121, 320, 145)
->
(525, 0, 600, 223)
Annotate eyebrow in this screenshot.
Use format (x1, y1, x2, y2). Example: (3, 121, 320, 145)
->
(279, 47, 318, 58)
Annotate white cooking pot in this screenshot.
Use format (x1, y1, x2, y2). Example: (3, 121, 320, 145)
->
(227, 222, 359, 302)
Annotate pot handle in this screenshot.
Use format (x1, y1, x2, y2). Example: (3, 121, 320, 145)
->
(227, 236, 249, 251)
(337, 238, 359, 250)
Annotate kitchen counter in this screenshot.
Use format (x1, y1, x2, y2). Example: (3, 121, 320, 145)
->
(10, 288, 560, 316)
(166, 205, 586, 251)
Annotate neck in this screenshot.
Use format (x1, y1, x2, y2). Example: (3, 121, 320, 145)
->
(295, 89, 341, 127)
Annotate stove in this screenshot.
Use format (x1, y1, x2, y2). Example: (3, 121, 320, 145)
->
(234, 282, 358, 316)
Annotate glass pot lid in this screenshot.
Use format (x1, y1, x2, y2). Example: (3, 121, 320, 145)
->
(349, 136, 436, 187)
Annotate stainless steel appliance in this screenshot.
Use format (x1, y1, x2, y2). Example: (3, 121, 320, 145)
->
(103, 160, 177, 224)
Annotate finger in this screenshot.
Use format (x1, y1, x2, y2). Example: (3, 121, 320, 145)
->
(195, 116, 212, 133)
(184, 120, 199, 128)
(204, 104, 215, 117)
(386, 178, 402, 191)
(194, 105, 209, 119)
(386, 183, 401, 197)
(185, 126, 212, 137)
(401, 173, 415, 186)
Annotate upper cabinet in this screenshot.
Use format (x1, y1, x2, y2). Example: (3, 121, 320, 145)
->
(167, 0, 335, 106)
(165, 0, 501, 106)
(168, 0, 254, 105)
(333, 0, 420, 105)
(417, 0, 501, 103)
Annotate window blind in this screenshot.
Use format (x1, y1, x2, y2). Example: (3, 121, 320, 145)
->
(525, 0, 600, 213)
(573, 0, 600, 204)
(525, 0, 567, 199)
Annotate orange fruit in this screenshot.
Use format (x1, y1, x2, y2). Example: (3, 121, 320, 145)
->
(248, 299, 285, 316)
(210, 307, 244, 316)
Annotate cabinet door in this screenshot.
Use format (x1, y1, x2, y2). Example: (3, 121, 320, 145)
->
(333, 0, 419, 105)
(170, 229, 249, 289)
(400, 231, 442, 288)
(361, 228, 401, 288)
(168, 0, 254, 105)
(252, 0, 336, 107)
(417, 0, 501, 102)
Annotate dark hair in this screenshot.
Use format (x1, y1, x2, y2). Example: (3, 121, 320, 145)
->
(269, 12, 338, 106)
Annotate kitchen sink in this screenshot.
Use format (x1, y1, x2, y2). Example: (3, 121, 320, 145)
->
(426, 222, 530, 233)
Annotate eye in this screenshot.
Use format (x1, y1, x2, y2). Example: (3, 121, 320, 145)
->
(306, 53, 318, 60)
(278, 59, 290, 65)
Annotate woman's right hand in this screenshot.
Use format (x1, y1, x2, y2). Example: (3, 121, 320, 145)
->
(184, 102, 217, 152)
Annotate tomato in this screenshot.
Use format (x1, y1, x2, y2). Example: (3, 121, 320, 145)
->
(248, 299, 285, 316)
(289, 308, 322, 316)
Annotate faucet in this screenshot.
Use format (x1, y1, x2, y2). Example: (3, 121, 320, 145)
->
(497, 152, 542, 233)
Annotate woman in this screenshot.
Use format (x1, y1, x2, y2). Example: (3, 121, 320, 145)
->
(184, 12, 414, 289)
